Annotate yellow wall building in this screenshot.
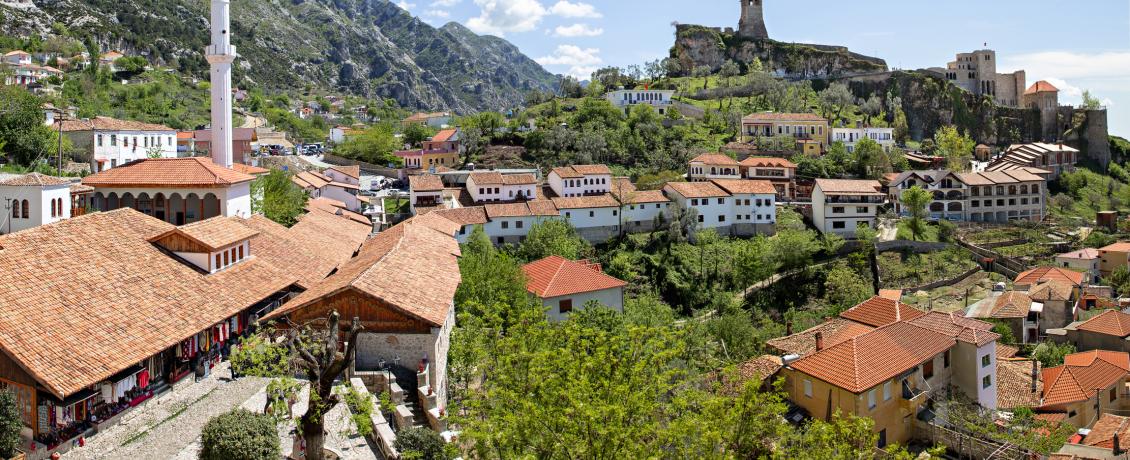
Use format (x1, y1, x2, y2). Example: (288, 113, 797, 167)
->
(741, 113, 831, 153)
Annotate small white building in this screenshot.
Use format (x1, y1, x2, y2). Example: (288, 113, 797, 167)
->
(831, 127, 896, 153)
(604, 89, 675, 115)
(408, 174, 445, 215)
(1055, 248, 1101, 285)
(548, 165, 612, 198)
(711, 179, 778, 236)
(481, 202, 561, 245)
(663, 181, 733, 233)
(812, 178, 884, 236)
(324, 165, 361, 187)
(611, 178, 670, 233)
(466, 172, 538, 203)
(687, 153, 741, 182)
(57, 117, 177, 172)
(551, 195, 621, 243)
(83, 157, 255, 224)
(522, 255, 627, 321)
(3, 50, 31, 66)
(0, 173, 74, 235)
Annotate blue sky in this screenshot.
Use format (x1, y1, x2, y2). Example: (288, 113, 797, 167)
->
(398, 0, 1130, 136)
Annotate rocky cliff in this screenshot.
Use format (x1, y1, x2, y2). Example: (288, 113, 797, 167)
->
(671, 24, 888, 79)
(0, 0, 559, 113)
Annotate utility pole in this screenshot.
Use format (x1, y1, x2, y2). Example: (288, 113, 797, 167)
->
(55, 109, 66, 175)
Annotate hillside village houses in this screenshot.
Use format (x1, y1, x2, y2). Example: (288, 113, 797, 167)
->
(604, 88, 676, 115)
(396, 128, 463, 170)
(1055, 248, 1102, 285)
(55, 117, 178, 172)
(741, 112, 830, 154)
(2, 50, 63, 87)
(687, 154, 798, 200)
(522, 256, 627, 321)
(291, 166, 366, 213)
(887, 168, 1049, 222)
(401, 112, 452, 128)
(832, 126, 896, 153)
(0, 173, 80, 234)
(986, 142, 1079, 180)
(811, 178, 884, 236)
(1098, 241, 1130, 278)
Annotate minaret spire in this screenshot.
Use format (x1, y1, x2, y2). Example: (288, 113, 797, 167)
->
(206, 0, 236, 168)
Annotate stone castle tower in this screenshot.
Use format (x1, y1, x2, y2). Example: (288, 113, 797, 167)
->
(738, 0, 769, 39)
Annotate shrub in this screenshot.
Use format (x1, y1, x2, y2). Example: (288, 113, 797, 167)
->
(394, 427, 448, 460)
(0, 390, 21, 458)
(199, 409, 280, 460)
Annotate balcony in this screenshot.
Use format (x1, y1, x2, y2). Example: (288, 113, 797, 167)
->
(825, 196, 884, 204)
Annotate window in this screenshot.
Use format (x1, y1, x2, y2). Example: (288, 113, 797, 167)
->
(501, 221, 509, 229)
(1112, 388, 1118, 402)
(718, 215, 725, 222)
(50, 200, 56, 218)
(589, 211, 594, 217)
(867, 389, 876, 410)
(883, 381, 891, 401)
(214, 254, 221, 269)
(982, 375, 992, 389)
(97, 134, 103, 147)
(1069, 410, 1077, 418)
(877, 429, 887, 448)
(223, 251, 230, 266)
(691, 199, 699, 206)
(943, 350, 950, 368)
(612, 210, 618, 216)
(110, 134, 117, 146)
(697, 215, 704, 223)
(20, 200, 28, 219)
(516, 221, 524, 229)
(559, 299, 573, 314)
(10, 205, 17, 219)
(717, 198, 724, 205)
(981, 354, 991, 368)
(565, 212, 571, 218)
(856, 207, 868, 214)
(496, 237, 504, 244)
(832, 207, 844, 214)
(832, 221, 846, 229)
(922, 360, 934, 380)
(803, 379, 813, 397)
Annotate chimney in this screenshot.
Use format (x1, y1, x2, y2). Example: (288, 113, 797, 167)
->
(814, 332, 824, 352)
(1030, 360, 1038, 393)
(1115, 433, 1122, 456)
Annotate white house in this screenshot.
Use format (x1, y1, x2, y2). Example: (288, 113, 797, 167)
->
(832, 127, 896, 153)
(551, 195, 621, 243)
(812, 178, 884, 236)
(548, 165, 612, 198)
(612, 177, 670, 233)
(687, 153, 741, 182)
(711, 179, 778, 236)
(466, 172, 538, 203)
(82, 157, 255, 224)
(663, 182, 733, 233)
(408, 174, 445, 215)
(0, 173, 74, 235)
(3, 50, 31, 66)
(604, 89, 675, 115)
(481, 202, 561, 245)
(57, 117, 177, 172)
(522, 255, 627, 321)
(324, 165, 361, 187)
(1055, 248, 1101, 285)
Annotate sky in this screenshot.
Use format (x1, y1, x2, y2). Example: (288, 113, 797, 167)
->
(396, 0, 1130, 137)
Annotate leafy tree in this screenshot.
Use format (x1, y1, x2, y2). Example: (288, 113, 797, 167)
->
(516, 220, 590, 262)
(250, 170, 307, 227)
(395, 427, 450, 460)
(199, 409, 281, 460)
(717, 61, 741, 110)
(402, 123, 435, 147)
(335, 124, 401, 166)
(663, 58, 683, 79)
(664, 199, 700, 246)
(818, 83, 854, 122)
(900, 186, 932, 241)
(455, 227, 530, 312)
(0, 85, 55, 166)
(1107, 265, 1130, 295)
(231, 332, 291, 377)
(934, 125, 976, 171)
(775, 413, 877, 459)
(1081, 90, 1103, 110)
(1082, 230, 1117, 248)
(623, 293, 676, 327)
(692, 65, 713, 90)
(1032, 341, 1076, 367)
(113, 56, 147, 74)
(858, 95, 883, 126)
(291, 312, 363, 460)
(989, 320, 1017, 345)
(823, 263, 873, 313)
(854, 137, 891, 178)
(0, 391, 20, 458)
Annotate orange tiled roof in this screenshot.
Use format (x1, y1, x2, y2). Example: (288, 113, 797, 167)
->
(305, 198, 370, 226)
(765, 318, 874, 356)
(409, 174, 444, 192)
(690, 153, 739, 166)
(0, 173, 72, 187)
(1100, 242, 1130, 253)
(740, 157, 797, 168)
(1025, 80, 1059, 95)
(839, 296, 925, 327)
(526, 200, 560, 216)
(550, 194, 619, 209)
(909, 311, 999, 346)
(239, 212, 368, 289)
(790, 322, 955, 393)
(991, 292, 1033, 319)
(997, 358, 1042, 410)
(1041, 351, 1130, 407)
(878, 289, 903, 301)
(522, 255, 627, 298)
(264, 215, 461, 327)
(231, 163, 270, 175)
(615, 189, 669, 204)
(665, 181, 729, 199)
(56, 116, 173, 133)
(468, 172, 505, 185)
(715, 355, 784, 395)
(294, 171, 329, 189)
(0, 209, 297, 398)
(815, 178, 883, 196)
(329, 165, 361, 179)
(1015, 266, 1084, 286)
(485, 203, 531, 218)
(552, 165, 611, 178)
(150, 216, 260, 251)
(742, 112, 827, 123)
(1083, 414, 1130, 449)
(1077, 310, 1130, 338)
(81, 157, 255, 188)
(1028, 280, 1075, 302)
(710, 179, 777, 195)
(502, 174, 537, 185)
(435, 206, 489, 226)
(431, 129, 458, 142)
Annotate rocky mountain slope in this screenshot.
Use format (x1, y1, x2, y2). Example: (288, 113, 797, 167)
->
(0, 0, 559, 113)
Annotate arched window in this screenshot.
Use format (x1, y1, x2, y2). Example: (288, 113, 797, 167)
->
(21, 200, 29, 219)
(50, 199, 56, 218)
(11, 204, 18, 219)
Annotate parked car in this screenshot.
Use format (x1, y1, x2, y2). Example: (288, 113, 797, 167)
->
(993, 282, 1007, 292)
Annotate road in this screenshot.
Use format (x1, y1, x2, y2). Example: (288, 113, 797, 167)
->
(239, 114, 267, 129)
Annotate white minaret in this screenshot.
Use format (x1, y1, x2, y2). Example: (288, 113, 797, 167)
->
(206, 0, 235, 168)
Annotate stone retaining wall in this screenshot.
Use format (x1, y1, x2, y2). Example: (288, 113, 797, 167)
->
(323, 154, 403, 178)
(901, 266, 982, 293)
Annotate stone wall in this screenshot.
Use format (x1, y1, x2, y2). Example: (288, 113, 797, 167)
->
(323, 153, 403, 178)
(875, 240, 950, 253)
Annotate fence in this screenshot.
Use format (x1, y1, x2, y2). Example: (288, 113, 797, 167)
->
(913, 421, 1034, 460)
(322, 153, 403, 178)
(954, 239, 1026, 280)
(875, 240, 950, 253)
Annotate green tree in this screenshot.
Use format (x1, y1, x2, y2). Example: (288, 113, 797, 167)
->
(455, 226, 530, 312)
(855, 137, 891, 178)
(718, 61, 741, 110)
(335, 124, 401, 166)
(823, 263, 873, 312)
(199, 409, 281, 460)
(775, 413, 878, 459)
(1107, 265, 1130, 295)
(1081, 90, 1103, 110)
(900, 186, 932, 241)
(230, 332, 292, 377)
(818, 83, 853, 122)
(0, 85, 55, 166)
(858, 95, 882, 126)
(402, 123, 435, 147)
(250, 170, 307, 227)
(395, 427, 451, 460)
(0, 391, 21, 458)
(934, 125, 976, 171)
(1032, 341, 1076, 367)
(692, 65, 713, 91)
(516, 220, 590, 262)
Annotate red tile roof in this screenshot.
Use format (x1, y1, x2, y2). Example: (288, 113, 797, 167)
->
(150, 216, 260, 251)
(1083, 414, 1130, 449)
(550, 194, 619, 209)
(1041, 351, 1130, 407)
(1076, 310, 1130, 338)
(231, 163, 270, 175)
(0, 173, 72, 187)
(815, 178, 883, 196)
(431, 129, 458, 142)
(997, 358, 1042, 410)
(710, 179, 777, 195)
(1014, 267, 1084, 286)
(239, 212, 368, 289)
(502, 174, 537, 185)
(740, 157, 797, 168)
(81, 157, 255, 188)
(409, 174, 444, 192)
(56, 116, 174, 133)
(664, 181, 729, 199)
(522, 255, 627, 298)
(765, 318, 874, 356)
(1025, 80, 1059, 95)
(789, 322, 955, 393)
(526, 200, 560, 216)
(552, 165, 611, 178)
(690, 153, 739, 166)
(485, 203, 531, 218)
(991, 292, 1033, 319)
(1100, 242, 1130, 253)
(839, 296, 925, 327)
(909, 311, 999, 346)
(328, 165, 361, 179)
(435, 206, 489, 226)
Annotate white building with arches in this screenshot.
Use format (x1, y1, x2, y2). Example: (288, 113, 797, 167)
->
(82, 157, 255, 225)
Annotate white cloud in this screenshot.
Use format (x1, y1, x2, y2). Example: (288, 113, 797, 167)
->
(1042, 78, 1082, 98)
(553, 23, 603, 37)
(465, 0, 547, 36)
(548, 1, 601, 18)
(536, 44, 601, 79)
(425, 9, 451, 18)
(431, 0, 461, 6)
(397, 0, 416, 11)
(1002, 51, 1130, 106)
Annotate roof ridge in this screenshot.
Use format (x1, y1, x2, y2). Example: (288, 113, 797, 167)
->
(353, 221, 409, 286)
(545, 256, 569, 297)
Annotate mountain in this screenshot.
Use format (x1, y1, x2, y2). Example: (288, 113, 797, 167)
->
(0, 0, 559, 113)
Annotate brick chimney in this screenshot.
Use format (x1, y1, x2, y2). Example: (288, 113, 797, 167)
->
(1031, 360, 1038, 393)
(814, 332, 823, 352)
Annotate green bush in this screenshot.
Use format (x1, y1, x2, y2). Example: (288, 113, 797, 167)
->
(199, 409, 280, 460)
(0, 390, 22, 458)
(394, 427, 449, 460)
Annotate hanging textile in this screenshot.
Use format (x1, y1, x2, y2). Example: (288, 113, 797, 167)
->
(138, 369, 150, 389)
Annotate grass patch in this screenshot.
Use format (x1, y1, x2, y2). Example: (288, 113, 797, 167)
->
(960, 226, 1050, 245)
(383, 197, 408, 214)
(895, 220, 940, 242)
(878, 247, 978, 289)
